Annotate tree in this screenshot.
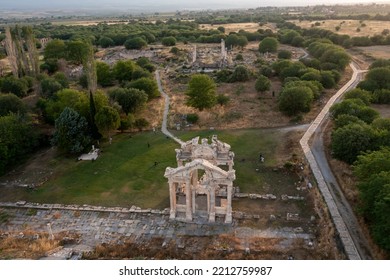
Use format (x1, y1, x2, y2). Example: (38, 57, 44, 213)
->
(186, 74, 217, 111)
(320, 71, 336, 89)
(40, 77, 63, 98)
(237, 36, 248, 49)
(89, 91, 102, 140)
(230, 65, 250, 82)
(96, 61, 114, 87)
(95, 106, 120, 138)
(334, 114, 366, 129)
(353, 148, 390, 252)
(0, 76, 28, 97)
(278, 86, 314, 116)
(44, 39, 66, 60)
(331, 123, 379, 164)
(124, 37, 147, 50)
(126, 77, 159, 99)
(110, 87, 148, 115)
(42, 89, 89, 124)
(98, 36, 115, 48)
(255, 75, 271, 93)
(113, 60, 135, 82)
(65, 40, 90, 64)
(0, 114, 37, 174)
(344, 88, 372, 105)
(51, 107, 91, 154)
(134, 118, 149, 131)
(365, 67, 390, 90)
(278, 50, 292, 59)
(225, 34, 239, 49)
(259, 37, 278, 53)
(0, 94, 26, 117)
(330, 99, 379, 124)
(161, 36, 177, 46)
(217, 26, 225, 33)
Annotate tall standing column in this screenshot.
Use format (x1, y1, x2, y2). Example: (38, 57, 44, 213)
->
(185, 179, 192, 221)
(209, 186, 216, 222)
(169, 181, 176, 219)
(225, 184, 233, 223)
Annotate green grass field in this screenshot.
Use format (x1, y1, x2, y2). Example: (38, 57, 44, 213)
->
(1, 129, 298, 209)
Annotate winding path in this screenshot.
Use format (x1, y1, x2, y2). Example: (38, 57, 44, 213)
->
(300, 63, 371, 260)
(155, 70, 184, 145)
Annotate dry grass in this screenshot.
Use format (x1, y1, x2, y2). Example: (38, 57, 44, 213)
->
(0, 230, 60, 259)
(83, 234, 323, 260)
(356, 46, 390, 60)
(290, 19, 390, 37)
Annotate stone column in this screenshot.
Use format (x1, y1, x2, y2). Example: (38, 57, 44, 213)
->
(209, 186, 216, 223)
(225, 184, 233, 223)
(169, 181, 176, 219)
(185, 179, 192, 221)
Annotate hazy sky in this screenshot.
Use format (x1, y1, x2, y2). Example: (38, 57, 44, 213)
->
(1, 0, 389, 12)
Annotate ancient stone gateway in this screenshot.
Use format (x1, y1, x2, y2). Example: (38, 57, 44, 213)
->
(164, 136, 235, 223)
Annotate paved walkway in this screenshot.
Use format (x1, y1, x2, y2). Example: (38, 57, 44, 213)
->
(155, 70, 184, 145)
(300, 62, 367, 260)
(0, 203, 313, 259)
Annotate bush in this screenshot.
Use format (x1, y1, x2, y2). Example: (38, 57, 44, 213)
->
(235, 54, 244, 61)
(230, 65, 250, 82)
(162, 36, 177, 46)
(186, 113, 199, 124)
(372, 89, 390, 104)
(255, 75, 271, 93)
(277, 50, 292, 59)
(216, 94, 230, 106)
(344, 89, 372, 105)
(134, 118, 149, 131)
(124, 37, 147, 50)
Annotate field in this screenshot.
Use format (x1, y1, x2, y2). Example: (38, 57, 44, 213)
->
(199, 22, 277, 33)
(355, 45, 390, 60)
(0, 128, 302, 210)
(290, 19, 390, 37)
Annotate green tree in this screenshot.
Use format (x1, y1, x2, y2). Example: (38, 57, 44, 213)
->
(0, 76, 28, 97)
(43, 39, 66, 60)
(365, 67, 390, 90)
(42, 89, 89, 124)
(277, 50, 292, 59)
(344, 88, 372, 105)
(230, 65, 250, 82)
(186, 74, 217, 111)
(161, 36, 177, 46)
(255, 75, 271, 93)
(0, 94, 26, 117)
(98, 36, 114, 48)
(95, 106, 120, 138)
(320, 71, 336, 89)
(331, 123, 379, 164)
(334, 114, 366, 129)
(0, 114, 37, 174)
(51, 107, 91, 154)
(126, 77, 159, 99)
(65, 40, 90, 64)
(124, 37, 147, 50)
(96, 61, 114, 87)
(88, 91, 102, 140)
(259, 37, 278, 53)
(40, 77, 63, 98)
(110, 87, 148, 115)
(330, 99, 379, 123)
(113, 60, 135, 82)
(278, 86, 314, 116)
